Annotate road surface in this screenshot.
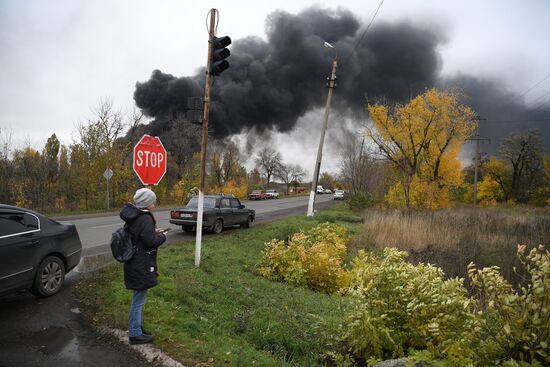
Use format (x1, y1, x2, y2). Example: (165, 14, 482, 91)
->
(73, 194, 334, 256)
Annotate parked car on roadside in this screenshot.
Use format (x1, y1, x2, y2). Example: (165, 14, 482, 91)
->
(333, 189, 345, 200)
(169, 194, 255, 234)
(249, 190, 268, 200)
(324, 188, 333, 194)
(265, 189, 279, 199)
(0, 204, 82, 297)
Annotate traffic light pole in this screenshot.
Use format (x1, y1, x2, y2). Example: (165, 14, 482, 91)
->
(195, 9, 217, 267)
(307, 55, 338, 216)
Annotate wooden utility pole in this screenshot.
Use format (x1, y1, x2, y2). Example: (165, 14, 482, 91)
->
(195, 9, 218, 267)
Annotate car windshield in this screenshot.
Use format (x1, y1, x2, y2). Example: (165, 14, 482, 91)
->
(186, 197, 217, 209)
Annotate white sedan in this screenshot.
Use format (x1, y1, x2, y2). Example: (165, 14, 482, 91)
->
(333, 189, 345, 200)
(265, 189, 279, 199)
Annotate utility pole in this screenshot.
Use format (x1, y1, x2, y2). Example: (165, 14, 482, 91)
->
(195, 9, 217, 267)
(467, 116, 489, 207)
(307, 43, 338, 216)
(195, 9, 231, 267)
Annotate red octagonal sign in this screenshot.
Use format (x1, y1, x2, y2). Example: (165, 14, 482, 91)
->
(133, 135, 167, 185)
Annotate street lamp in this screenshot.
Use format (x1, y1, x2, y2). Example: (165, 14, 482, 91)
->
(307, 41, 338, 216)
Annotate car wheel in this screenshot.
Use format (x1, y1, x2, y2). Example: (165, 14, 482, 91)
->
(242, 215, 253, 228)
(30, 256, 66, 298)
(212, 219, 223, 234)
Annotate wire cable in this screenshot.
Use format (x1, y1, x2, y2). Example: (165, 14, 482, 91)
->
(519, 73, 550, 97)
(345, 0, 386, 60)
(483, 118, 550, 124)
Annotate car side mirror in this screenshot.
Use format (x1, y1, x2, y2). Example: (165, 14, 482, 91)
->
(240, 205, 245, 209)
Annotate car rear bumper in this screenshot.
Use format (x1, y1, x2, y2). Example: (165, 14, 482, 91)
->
(66, 248, 81, 272)
(170, 218, 214, 227)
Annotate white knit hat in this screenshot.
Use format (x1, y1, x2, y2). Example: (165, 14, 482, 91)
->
(133, 188, 157, 209)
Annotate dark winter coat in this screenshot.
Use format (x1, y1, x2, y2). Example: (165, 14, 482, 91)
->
(120, 203, 166, 290)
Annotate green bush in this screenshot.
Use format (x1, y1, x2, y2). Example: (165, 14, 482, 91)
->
(257, 221, 550, 366)
(346, 192, 376, 212)
(257, 223, 350, 293)
(466, 245, 550, 366)
(340, 248, 476, 365)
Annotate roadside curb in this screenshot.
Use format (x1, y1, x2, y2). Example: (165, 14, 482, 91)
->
(76, 251, 114, 273)
(104, 328, 186, 367)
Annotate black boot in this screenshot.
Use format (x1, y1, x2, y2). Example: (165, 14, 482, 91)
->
(129, 334, 154, 345)
(141, 327, 153, 337)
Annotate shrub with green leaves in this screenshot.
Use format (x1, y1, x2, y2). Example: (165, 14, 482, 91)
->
(341, 248, 477, 365)
(257, 223, 350, 293)
(467, 245, 550, 366)
(346, 191, 377, 212)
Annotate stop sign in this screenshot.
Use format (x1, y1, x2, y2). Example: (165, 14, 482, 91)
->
(133, 135, 167, 185)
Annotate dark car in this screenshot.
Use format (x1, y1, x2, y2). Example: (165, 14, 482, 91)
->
(169, 195, 255, 234)
(0, 204, 82, 297)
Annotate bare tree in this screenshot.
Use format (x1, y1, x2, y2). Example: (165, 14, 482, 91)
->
(221, 142, 242, 182)
(339, 130, 390, 197)
(276, 163, 306, 194)
(92, 98, 125, 148)
(0, 128, 14, 203)
(498, 129, 545, 200)
(255, 147, 282, 186)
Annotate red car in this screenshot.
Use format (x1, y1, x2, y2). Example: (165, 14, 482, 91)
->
(249, 190, 267, 200)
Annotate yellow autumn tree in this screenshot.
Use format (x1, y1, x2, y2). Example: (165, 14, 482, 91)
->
(482, 156, 511, 201)
(367, 88, 476, 208)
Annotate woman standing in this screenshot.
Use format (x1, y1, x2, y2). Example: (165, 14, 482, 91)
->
(120, 188, 167, 345)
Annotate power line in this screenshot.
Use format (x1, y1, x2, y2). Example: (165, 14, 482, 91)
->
(519, 73, 550, 97)
(483, 118, 550, 124)
(346, 0, 385, 59)
(531, 97, 550, 112)
(529, 88, 550, 105)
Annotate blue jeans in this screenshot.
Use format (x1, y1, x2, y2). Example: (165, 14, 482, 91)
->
(128, 289, 147, 337)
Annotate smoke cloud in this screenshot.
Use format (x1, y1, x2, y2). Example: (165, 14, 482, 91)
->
(133, 6, 549, 151)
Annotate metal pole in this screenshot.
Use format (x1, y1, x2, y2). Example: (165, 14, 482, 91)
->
(307, 56, 337, 216)
(467, 116, 488, 208)
(106, 177, 110, 209)
(473, 139, 480, 207)
(195, 8, 217, 267)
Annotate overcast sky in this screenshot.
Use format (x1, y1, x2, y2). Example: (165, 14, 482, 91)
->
(1, 0, 549, 174)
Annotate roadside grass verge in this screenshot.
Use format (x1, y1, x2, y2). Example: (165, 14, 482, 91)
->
(75, 204, 360, 366)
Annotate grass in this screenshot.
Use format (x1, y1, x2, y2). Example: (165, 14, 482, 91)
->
(75, 203, 359, 367)
(75, 203, 547, 365)
(349, 206, 550, 285)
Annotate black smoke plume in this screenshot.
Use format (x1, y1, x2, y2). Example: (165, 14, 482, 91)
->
(134, 6, 549, 150)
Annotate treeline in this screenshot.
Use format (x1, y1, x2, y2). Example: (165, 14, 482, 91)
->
(0, 100, 309, 213)
(338, 88, 550, 208)
(2, 90, 549, 213)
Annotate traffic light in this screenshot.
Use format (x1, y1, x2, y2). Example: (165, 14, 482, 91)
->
(186, 97, 203, 125)
(211, 36, 231, 76)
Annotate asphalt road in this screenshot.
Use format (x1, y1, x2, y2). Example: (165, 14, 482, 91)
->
(0, 272, 154, 367)
(0, 194, 335, 367)
(76, 194, 334, 256)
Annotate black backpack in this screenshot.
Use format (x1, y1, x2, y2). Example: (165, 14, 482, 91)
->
(110, 225, 136, 263)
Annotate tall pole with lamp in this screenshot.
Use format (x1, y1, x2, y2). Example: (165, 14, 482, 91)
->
(307, 42, 337, 216)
